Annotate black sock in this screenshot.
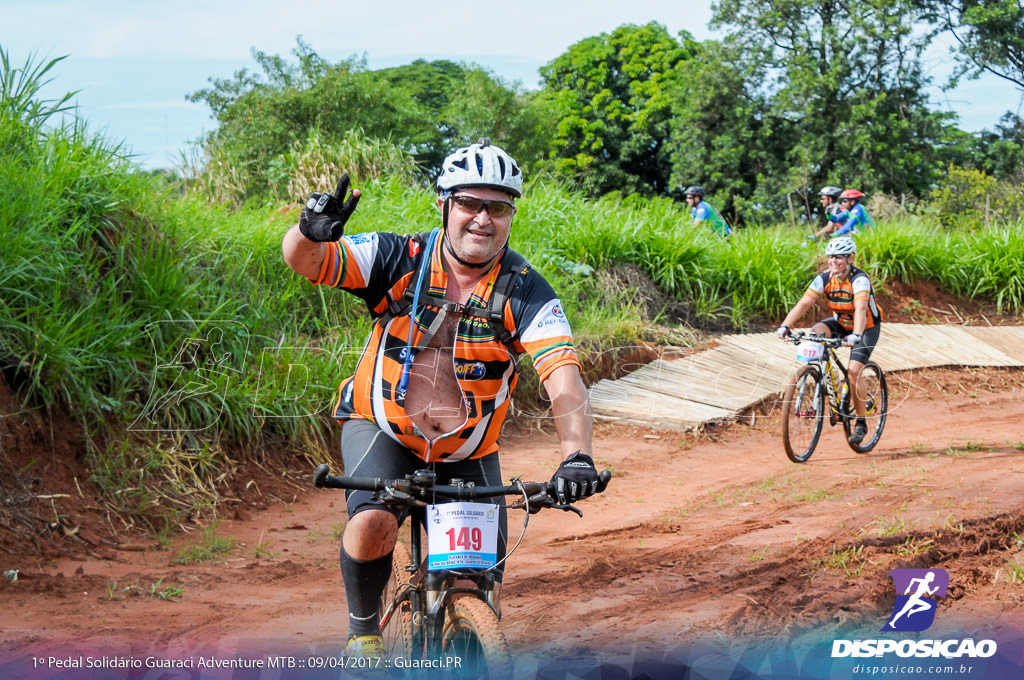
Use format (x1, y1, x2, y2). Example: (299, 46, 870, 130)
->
(339, 545, 393, 638)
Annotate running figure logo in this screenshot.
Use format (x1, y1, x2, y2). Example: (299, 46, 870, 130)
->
(881, 568, 949, 632)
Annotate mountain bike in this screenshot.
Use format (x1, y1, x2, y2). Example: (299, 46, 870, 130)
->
(781, 332, 888, 462)
(313, 464, 612, 678)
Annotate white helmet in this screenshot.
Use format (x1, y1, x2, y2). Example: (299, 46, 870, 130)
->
(437, 138, 523, 198)
(824, 236, 857, 256)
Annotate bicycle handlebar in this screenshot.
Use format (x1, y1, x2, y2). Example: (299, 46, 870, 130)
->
(313, 464, 612, 513)
(789, 331, 843, 348)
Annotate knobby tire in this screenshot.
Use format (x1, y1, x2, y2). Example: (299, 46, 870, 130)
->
(782, 364, 825, 463)
(381, 541, 417, 659)
(441, 597, 512, 679)
(841, 361, 888, 453)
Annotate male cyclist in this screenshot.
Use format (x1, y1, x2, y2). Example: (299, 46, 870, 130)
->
(683, 185, 731, 237)
(806, 185, 849, 243)
(834, 189, 874, 236)
(281, 139, 599, 658)
(775, 236, 883, 445)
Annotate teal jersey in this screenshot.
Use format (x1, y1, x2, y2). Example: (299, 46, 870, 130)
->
(691, 200, 731, 237)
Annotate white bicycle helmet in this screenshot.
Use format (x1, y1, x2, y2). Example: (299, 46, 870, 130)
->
(824, 236, 857, 256)
(819, 185, 842, 198)
(437, 138, 523, 198)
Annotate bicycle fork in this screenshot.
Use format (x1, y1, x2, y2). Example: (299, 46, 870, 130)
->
(822, 357, 847, 425)
(400, 513, 498, 657)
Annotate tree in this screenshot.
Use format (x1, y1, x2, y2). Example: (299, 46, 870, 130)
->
(386, 62, 550, 176)
(969, 113, 1024, 181)
(188, 40, 536, 202)
(665, 40, 787, 225)
(923, 0, 1024, 90)
(372, 59, 543, 174)
(534, 22, 696, 197)
(711, 0, 958, 215)
(189, 40, 426, 200)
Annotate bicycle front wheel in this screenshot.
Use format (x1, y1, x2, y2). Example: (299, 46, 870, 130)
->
(441, 597, 512, 679)
(782, 364, 825, 463)
(842, 362, 888, 453)
(381, 541, 417, 659)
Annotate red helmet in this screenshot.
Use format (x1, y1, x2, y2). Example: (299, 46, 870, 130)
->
(840, 189, 864, 200)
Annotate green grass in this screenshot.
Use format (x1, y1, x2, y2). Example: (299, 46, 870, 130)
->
(1003, 562, 1024, 584)
(893, 537, 935, 557)
(811, 544, 867, 578)
(791, 487, 831, 503)
(872, 514, 910, 537)
(106, 578, 184, 601)
(171, 520, 238, 565)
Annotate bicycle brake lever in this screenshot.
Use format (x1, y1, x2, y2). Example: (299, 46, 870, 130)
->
(379, 488, 423, 507)
(553, 502, 584, 518)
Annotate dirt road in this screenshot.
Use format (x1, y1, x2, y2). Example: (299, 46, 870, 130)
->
(2, 367, 1023, 678)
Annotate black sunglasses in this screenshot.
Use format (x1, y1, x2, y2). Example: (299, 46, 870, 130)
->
(451, 195, 517, 219)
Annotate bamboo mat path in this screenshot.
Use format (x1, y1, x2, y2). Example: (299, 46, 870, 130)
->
(587, 323, 1024, 431)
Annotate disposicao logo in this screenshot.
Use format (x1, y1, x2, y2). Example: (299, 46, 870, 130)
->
(882, 568, 948, 632)
(831, 568, 998, 659)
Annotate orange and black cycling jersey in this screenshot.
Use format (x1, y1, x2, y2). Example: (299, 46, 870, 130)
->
(308, 230, 580, 462)
(802, 265, 883, 332)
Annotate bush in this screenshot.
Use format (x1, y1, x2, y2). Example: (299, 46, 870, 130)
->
(928, 164, 1024, 228)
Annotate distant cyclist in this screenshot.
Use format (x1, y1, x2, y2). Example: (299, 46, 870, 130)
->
(775, 236, 883, 445)
(683, 185, 731, 238)
(834, 189, 874, 236)
(806, 185, 849, 243)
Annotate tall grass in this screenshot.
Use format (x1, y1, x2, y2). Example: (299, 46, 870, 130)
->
(1, 51, 378, 526)
(516, 186, 816, 326)
(858, 220, 1024, 312)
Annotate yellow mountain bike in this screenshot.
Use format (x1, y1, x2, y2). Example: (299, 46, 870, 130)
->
(781, 332, 888, 462)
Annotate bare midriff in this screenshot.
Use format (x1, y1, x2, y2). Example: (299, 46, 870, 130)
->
(404, 313, 467, 439)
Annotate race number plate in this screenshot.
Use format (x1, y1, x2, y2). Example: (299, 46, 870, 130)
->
(425, 502, 499, 571)
(796, 341, 824, 363)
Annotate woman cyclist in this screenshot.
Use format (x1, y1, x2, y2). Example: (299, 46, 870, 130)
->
(776, 236, 883, 445)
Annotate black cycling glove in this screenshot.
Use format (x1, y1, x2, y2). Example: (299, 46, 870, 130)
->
(550, 451, 599, 505)
(298, 173, 361, 242)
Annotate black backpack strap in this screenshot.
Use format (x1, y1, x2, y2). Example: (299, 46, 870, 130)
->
(375, 232, 433, 327)
(459, 249, 529, 360)
(490, 250, 529, 359)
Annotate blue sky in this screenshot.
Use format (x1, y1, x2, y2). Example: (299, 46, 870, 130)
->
(4, 0, 1021, 170)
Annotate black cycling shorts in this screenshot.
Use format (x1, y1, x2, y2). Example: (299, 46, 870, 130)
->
(818, 318, 881, 365)
(340, 418, 508, 580)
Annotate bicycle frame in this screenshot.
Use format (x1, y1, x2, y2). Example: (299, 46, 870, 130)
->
(819, 344, 850, 425)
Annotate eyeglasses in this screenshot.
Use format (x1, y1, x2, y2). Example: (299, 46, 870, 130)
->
(828, 254, 849, 260)
(451, 195, 517, 219)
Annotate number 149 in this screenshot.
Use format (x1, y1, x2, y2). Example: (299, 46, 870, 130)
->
(446, 527, 482, 551)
